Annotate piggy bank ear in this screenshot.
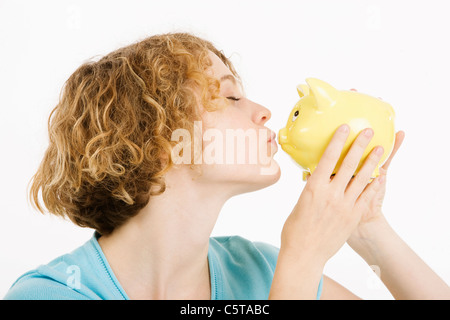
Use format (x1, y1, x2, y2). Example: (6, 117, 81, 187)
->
(306, 78, 339, 110)
(296, 84, 309, 98)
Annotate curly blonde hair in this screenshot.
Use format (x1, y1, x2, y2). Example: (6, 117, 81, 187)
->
(28, 32, 240, 235)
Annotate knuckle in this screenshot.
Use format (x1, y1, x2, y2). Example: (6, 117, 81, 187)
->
(326, 144, 342, 159)
(352, 172, 368, 186)
(328, 188, 343, 202)
(342, 159, 357, 172)
(303, 180, 315, 193)
(304, 179, 320, 195)
(355, 135, 371, 148)
(369, 149, 383, 164)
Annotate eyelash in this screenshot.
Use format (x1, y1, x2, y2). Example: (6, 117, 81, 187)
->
(227, 96, 241, 101)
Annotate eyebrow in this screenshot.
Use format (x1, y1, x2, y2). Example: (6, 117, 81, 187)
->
(220, 74, 245, 94)
(220, 74, 238, 85)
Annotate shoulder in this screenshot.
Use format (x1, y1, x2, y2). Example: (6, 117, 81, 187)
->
(4, 269, 89, 300)
(4, 234, 116, 300)
(210, 235, 279, 271)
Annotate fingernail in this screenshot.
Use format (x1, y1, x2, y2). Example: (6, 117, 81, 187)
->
(339, 124, 349, 133)
(364, 128, 374, 137)
(375, 146, 384, 155)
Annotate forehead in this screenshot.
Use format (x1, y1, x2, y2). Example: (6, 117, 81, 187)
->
(207, 51, 233, 78)
(207, 51, 243, 91)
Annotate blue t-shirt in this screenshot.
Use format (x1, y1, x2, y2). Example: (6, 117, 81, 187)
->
(4, 233, 323, 300)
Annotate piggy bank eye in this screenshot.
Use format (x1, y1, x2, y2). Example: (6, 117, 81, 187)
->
(292, 110, 300, 122)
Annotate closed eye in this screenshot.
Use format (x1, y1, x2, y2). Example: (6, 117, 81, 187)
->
(227, 96, 241, 101)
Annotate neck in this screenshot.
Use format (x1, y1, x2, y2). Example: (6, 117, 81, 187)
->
(97, 166, 231, 299)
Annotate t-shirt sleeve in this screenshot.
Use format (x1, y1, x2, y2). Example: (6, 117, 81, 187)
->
(317, 275, 324, 300)
(253, 241, 280, 272)
(253, 241, 324, 300)
(4, 275, 89, 300)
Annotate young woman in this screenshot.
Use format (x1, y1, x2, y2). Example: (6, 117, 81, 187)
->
(4, 33, 449, 300)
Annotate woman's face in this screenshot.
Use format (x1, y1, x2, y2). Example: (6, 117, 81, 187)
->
(195, 51, 281, 196)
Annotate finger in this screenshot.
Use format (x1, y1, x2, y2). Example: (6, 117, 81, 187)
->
(344, 145, 385, 203)
(310, 124, 350, 184)
(381, 131, 405, 172)
(331, 127, 375, 190)
(353, 174, 384, 213)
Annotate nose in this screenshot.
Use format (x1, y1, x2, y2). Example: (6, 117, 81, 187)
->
(252, 102, 272, 126)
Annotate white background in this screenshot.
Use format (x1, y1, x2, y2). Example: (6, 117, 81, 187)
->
(1, 0, 449, 299)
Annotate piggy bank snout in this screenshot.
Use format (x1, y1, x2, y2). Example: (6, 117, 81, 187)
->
(278, 128, 288, 144)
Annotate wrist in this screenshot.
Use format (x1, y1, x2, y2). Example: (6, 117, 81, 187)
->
(347, 215, 394, 265)
(278, 246, 326, 271)
(355, 214, 391, 240)
(270, 246, 325, 299)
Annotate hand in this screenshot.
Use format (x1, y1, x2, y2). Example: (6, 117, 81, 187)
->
(343, 89, 406, 241)
(346, 130, 405, 247)
(280, 124, 386, 266)
(307, 131, 405, 224)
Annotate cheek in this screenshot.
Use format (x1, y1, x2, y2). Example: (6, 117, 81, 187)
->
(201, 106, 234, 128)
(202, 108, 249, 141)
(200, 108, 272, 166)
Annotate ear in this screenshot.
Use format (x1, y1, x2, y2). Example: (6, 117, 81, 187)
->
(306, 78, 339, 110)
(296, 84, 309, 98)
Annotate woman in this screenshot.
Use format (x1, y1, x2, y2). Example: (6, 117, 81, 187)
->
(5, 33, 448, 300)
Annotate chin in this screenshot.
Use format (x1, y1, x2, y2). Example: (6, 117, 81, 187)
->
(201, 159, 281, 196)
(258, 158, 281, 179)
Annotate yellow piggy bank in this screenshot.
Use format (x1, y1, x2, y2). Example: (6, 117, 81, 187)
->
(278, 78, 396, 181)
